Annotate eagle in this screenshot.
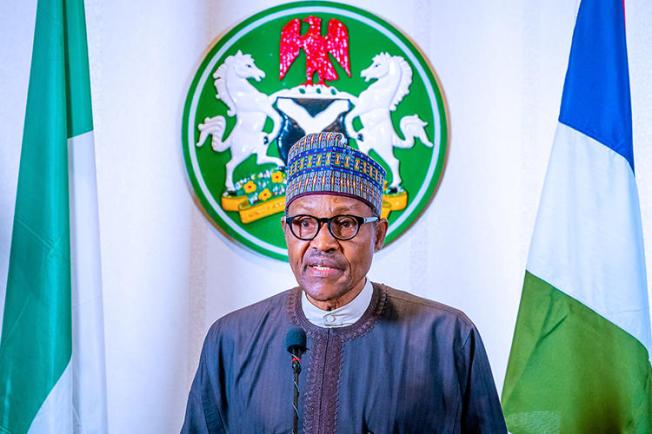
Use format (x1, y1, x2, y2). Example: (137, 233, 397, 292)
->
(279, 16, 351, 85)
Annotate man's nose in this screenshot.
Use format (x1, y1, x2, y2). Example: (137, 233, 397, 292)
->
(310, 221, 339, 251)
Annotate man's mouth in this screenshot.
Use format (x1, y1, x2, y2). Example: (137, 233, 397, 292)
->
(307, 265, 342, 277)
(305, 258, 344, 277)
(310, 264, 338, 271)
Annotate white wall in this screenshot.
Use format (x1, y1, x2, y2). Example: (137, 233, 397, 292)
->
(1, 1, 651, 432)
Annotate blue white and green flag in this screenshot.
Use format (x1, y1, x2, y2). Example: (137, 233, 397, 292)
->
(502, 0, 652, 432)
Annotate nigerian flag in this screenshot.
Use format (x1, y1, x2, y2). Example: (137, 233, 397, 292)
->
(502, 0, 652, 432)
(0, 0, 107, 433)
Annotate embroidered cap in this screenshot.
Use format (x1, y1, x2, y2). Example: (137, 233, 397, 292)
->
(285, 132, 386, 216)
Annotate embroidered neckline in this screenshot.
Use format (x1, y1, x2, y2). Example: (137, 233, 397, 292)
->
(286, 282, 388, 433)
(287, 282, 387, 341)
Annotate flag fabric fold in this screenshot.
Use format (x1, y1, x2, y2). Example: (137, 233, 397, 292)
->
(502, 0, 652, 432)
(0, 0, 107, 432)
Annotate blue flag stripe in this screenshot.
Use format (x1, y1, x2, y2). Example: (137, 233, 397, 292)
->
(558, 0, 634, 171)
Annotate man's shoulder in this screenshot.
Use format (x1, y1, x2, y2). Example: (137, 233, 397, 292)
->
(373, 282, 477, 333)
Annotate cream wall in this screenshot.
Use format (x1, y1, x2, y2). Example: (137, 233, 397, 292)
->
(1, 1, 652, 432)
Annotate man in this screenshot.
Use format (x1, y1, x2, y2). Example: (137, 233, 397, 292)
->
(182, 132, 507, 433)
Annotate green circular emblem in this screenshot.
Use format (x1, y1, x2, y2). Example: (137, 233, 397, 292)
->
(182, 1, 448, 261)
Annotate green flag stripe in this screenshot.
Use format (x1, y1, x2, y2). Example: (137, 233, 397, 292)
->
(64, 0, 93, 137)
(0, 0, 82, 431)
(502, 271, 652, 433)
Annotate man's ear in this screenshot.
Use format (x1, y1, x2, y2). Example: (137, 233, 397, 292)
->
(374, 219, 388, 251)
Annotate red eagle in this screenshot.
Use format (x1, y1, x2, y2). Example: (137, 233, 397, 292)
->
(279, 16, 351, 85)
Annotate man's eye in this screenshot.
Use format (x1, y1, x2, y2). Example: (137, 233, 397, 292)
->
(294, 218, 314, 228)
(335, 217, 355, 228)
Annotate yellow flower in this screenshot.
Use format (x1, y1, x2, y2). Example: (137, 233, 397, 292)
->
(258, 188, 272, 201)
(244, 181, 257, 193)
(271, 171, 284, 183)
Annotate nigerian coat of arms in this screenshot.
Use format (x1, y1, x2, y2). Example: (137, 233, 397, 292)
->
(182, 1, 448, 260)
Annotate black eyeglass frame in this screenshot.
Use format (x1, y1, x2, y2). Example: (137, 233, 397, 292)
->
(284, 214, 380, 241)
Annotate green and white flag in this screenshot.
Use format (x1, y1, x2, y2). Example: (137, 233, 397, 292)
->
(502, 0, 652, 432)
(0, 0, 107, 432)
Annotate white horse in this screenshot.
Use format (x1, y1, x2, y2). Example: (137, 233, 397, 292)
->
(196, 50, 283, 192)
(345, 53, 434, 189)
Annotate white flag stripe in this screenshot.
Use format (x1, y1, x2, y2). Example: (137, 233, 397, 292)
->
(527, 123, 652, 356)
(69, 131, 108, 433)
(27, 363, 73, 434)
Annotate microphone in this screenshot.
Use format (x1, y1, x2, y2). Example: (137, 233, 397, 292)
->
(285, 327, 306, 434)
(286, 327, 307, 360)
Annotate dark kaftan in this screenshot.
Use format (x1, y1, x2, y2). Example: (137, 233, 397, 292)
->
(181, 283, 507, 433)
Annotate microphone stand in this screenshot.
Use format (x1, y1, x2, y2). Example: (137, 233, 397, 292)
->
(286, 327, 306, 434)
(291, 354, 302, 434)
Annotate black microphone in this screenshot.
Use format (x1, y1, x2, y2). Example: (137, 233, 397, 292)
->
(286, 327, 307, 360)
(285, 327, 306, 434)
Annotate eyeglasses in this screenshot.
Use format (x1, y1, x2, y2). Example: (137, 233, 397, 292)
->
(284, 214, 380, 241)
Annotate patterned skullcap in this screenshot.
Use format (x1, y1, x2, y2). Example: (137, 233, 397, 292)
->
(285, 132, 386, 216)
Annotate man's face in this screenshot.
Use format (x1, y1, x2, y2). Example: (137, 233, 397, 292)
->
(283, 194, 388, 309)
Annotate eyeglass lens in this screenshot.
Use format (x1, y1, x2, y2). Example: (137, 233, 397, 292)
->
(291, 215, 360, 240)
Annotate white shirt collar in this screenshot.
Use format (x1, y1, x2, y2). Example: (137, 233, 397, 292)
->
(301, 279, 373, 328)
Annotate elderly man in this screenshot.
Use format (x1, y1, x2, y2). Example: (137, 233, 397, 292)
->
(182, 132, 507, 433)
